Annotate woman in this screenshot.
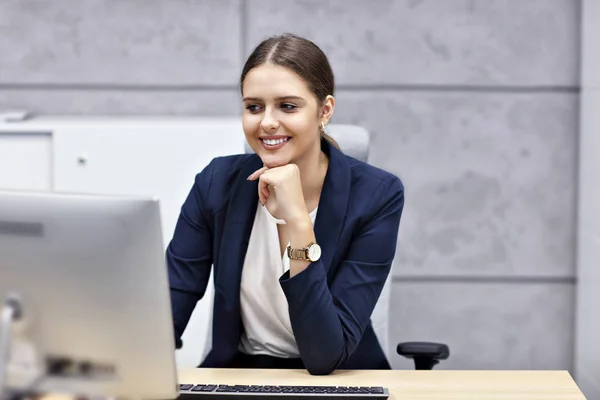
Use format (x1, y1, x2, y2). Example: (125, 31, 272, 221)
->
(167, 33, 404, 375)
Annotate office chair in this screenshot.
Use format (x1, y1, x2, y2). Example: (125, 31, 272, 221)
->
(244, 124, 450, 370)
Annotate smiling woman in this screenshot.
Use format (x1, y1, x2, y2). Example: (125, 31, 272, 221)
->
(167, 33, 405, 375)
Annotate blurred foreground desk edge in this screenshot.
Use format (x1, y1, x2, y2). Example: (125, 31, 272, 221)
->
(45, 368, 586, 400)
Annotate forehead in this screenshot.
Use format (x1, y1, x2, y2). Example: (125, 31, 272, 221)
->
(242, 63, 313, 98)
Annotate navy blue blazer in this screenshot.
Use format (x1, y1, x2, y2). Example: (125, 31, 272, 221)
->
(167, 140, 404, 375)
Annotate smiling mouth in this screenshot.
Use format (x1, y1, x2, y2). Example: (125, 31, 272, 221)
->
(260, 137, 291, 149)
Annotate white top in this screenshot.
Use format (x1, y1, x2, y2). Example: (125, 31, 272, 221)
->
(239, 203, 319, 358)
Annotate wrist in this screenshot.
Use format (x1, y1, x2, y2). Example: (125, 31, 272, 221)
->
(286, 211, 312, 231)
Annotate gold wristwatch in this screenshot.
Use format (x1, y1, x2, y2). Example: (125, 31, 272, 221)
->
(287, 242, 322, 262)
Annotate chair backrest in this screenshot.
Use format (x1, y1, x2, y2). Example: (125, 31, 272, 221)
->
(243, 124, 392, 359)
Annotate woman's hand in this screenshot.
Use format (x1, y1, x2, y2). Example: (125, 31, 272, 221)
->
(249, 163, 318, 276)
(247, 164, 309, 225)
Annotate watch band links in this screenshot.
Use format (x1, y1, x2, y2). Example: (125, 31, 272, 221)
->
(287, 246, 308, 260)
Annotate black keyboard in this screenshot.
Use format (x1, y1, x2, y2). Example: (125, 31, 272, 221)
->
(177, 383, 389, 399)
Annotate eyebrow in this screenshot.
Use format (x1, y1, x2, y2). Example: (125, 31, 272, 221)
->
(242, 96, 305, 102)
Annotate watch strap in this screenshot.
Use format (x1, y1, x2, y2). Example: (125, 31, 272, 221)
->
(287, 246, 308, 261)
(287, 244, 310, 260)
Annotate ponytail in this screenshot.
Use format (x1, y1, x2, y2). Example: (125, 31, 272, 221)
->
(321, 131, 340, 150)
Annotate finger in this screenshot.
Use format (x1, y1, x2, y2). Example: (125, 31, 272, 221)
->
(261, 186, 270, 202)
(259, 187, 270, 206)
(247, 166, 269, 181)
(259, 180, 270, 205)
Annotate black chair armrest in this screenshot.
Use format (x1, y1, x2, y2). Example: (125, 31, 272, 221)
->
(397, 342, 450, 370)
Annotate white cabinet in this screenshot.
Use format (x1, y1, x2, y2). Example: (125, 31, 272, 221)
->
(0, 117, 246, 368)
(0, 132, 52, 191)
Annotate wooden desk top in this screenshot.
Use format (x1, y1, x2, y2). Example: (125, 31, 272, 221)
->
(179, 368, 585, 400)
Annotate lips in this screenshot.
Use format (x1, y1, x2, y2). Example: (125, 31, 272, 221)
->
(259, 136, 291, 151)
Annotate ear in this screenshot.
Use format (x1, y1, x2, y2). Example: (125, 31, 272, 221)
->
(319, 95, 335, 125)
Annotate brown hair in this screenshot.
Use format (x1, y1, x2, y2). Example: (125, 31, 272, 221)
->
(240, 33, 339, 149)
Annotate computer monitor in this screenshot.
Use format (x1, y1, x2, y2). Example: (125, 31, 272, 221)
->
(0, 190, 178, 400)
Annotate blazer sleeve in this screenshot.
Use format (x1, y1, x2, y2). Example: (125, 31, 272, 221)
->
(166, 160, 215, 349)
(279, 176, 404, 375)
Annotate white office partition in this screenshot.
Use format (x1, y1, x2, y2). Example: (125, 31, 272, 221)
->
(0, 116, 246, 368)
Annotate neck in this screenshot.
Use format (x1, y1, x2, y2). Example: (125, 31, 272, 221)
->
(294, 141, 329, 207)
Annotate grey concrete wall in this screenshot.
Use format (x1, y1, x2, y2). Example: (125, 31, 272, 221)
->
(0, 0, 580, 373)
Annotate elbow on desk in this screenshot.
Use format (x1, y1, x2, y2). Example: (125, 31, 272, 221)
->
(305, 364, 336, 376)
(301, 330, 358, 375)
(303, 350, 345, 376)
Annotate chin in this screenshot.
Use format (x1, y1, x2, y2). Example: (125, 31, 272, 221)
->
(260, 154, 291, 168)
(251, 141, 294, 168)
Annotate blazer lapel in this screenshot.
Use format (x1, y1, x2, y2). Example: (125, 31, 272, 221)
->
(314, 140, 352, 277)
(212, 154, 262, 363)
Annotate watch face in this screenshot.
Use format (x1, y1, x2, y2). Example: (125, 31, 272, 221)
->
(307, 243, 322, 261)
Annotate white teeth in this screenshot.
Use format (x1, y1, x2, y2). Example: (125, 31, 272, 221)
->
(263, 138, 288, 146)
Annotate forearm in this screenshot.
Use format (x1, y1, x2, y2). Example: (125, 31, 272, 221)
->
(170, 288, 201, 349)
(287, 213, 316, 277)
(280, 262, 348, 375)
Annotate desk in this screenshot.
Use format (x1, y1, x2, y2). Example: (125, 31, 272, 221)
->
(179, 368, 585, 400)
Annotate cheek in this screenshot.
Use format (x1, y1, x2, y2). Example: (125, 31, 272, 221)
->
(286, 114, 318, 138)
(242, 114, 260, 136)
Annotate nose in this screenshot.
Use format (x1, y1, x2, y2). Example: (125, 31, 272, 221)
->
(260, 109, 279, 133)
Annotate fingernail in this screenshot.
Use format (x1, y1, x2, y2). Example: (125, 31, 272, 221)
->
(247, 174, 252, 180)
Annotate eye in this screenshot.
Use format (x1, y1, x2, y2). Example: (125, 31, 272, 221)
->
(245, 104, 262, 113)
(280, 103, 297, 111)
